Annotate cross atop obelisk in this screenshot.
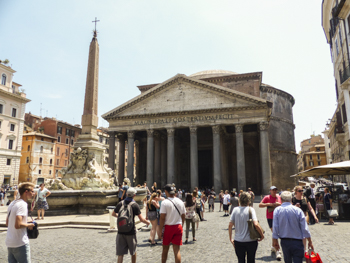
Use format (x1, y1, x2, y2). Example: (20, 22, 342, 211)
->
(92, 17, 100, 37)
(79, 22, 100, 141)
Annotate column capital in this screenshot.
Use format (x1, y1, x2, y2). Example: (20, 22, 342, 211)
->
(212, 125, 221, 134)
(108, 131, 116, 137)
(117, 133, 125, 140)
(154, 131, 160, 138)
(127, 131, 135, 139)
(258, 122, 269, 131)
(340, 83, 350, 90)
(147, 129, 154, 137)
(235, 124, 243, 133)
(189, 126, 197, 134)
(167, 128, 175, 136)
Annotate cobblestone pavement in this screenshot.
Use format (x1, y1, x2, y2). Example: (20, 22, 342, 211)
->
(0, 202, 349, 262)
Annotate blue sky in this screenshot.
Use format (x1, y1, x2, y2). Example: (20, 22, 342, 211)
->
(0, 0, 335, 152)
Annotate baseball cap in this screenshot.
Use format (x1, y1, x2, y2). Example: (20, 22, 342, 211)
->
(164, 184, 175, 194)
(270, 186, 277, 190)
(126, 187, 137, 197)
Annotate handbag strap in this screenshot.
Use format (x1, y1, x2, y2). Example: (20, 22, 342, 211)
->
(168, 199, 181, 217)
(248, 207, 252, 220)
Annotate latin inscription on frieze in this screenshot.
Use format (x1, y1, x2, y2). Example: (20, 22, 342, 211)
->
(134, 114, 234, 125)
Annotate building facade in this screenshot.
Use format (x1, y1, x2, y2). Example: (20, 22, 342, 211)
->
(103, 70, 297, 194)
(322, 1, 350, 165)
(24, 113, 82, 177)
(0, 63, 30, 186)
(297, 135, 327, 172)
(19, 132, 56, 184)
(97, 127, 110, 165)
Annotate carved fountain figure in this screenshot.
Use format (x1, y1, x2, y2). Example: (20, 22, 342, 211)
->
(56, 147, 115, 190)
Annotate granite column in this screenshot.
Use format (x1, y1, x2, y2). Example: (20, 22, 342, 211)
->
(212, 125, 222, 194)
(146, 129, 154, 188)
(127, 131, 135, 186)
(154, 131, 161, 186)
(108, 131, 116, 170)
(117, 134, 125, 184)
(236, 124, 246, 191)
(259, 122, 272, 194)
(160, 135, 167, 186)
(167, 128, 175, 184)
(190, 127, 198, 190)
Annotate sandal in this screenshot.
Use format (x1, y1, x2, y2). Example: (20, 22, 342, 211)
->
(184, 240, 188, 244)
(193, 238, 197, 241)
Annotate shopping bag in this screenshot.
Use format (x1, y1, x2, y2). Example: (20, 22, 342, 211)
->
(305, 250, 323, 263)
(327, 209, 338, 218)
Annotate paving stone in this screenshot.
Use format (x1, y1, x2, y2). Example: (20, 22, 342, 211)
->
(0, 202, 349, 262)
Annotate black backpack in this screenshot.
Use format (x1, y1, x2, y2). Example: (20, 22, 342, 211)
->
(117, 201, 134, 233)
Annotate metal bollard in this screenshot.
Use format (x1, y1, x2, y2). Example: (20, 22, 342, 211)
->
(106, 206, 117, 232)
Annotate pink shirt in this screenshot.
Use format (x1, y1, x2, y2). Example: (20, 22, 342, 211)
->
(261, 194, 281, 219)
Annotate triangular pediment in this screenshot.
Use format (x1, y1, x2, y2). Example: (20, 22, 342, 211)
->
(102, 74, 268, 119)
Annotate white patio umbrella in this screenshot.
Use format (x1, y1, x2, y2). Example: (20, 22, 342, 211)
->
(291, 161, 350, 177)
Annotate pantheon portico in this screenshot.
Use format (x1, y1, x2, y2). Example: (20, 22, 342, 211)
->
(102, 70, 297, 194)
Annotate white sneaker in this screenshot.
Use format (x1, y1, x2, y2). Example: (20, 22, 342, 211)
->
(276, 251, 282, 261)
(271, 247, 276, 253)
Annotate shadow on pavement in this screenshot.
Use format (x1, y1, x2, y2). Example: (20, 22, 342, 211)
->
(255, 256, 276, 262)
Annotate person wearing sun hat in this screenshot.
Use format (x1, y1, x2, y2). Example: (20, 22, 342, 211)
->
(259, 186, 282, 261)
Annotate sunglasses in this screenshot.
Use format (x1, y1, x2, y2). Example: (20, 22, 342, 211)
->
(297, 190, 303, 193)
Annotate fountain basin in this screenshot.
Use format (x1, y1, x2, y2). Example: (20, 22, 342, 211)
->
(7, 188, 147, 215)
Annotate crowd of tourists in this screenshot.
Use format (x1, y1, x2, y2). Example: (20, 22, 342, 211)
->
(4, 181, 334, 263)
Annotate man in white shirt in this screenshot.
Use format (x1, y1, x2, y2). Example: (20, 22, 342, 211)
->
(159, 184, 186, 263)
(6, 182, 35, 263)
(223, 190, 231, 216)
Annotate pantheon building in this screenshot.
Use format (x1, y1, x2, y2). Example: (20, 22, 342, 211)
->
(102, 70, 297, 194)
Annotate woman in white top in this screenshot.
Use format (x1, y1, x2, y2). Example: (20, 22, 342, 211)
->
(34, 183, 51, 220)
(228, 192, 264, 263)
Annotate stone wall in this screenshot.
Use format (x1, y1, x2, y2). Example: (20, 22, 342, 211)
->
(260, 86, 297, 190)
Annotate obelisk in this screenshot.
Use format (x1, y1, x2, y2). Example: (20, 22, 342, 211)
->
(74, 24, 110, 181)
(81, 29, 99, 140)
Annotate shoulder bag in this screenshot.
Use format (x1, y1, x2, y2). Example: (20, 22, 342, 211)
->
(247, 207, 264, 240)
(27, 213, 39, 239)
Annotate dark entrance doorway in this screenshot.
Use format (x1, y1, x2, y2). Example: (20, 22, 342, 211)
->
(198, 150, 213, 188)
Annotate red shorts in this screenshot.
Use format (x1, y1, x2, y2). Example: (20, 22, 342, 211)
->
(163, 224, 183, 246)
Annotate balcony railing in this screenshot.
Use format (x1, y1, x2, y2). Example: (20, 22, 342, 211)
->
(340, 65, 350, 84)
